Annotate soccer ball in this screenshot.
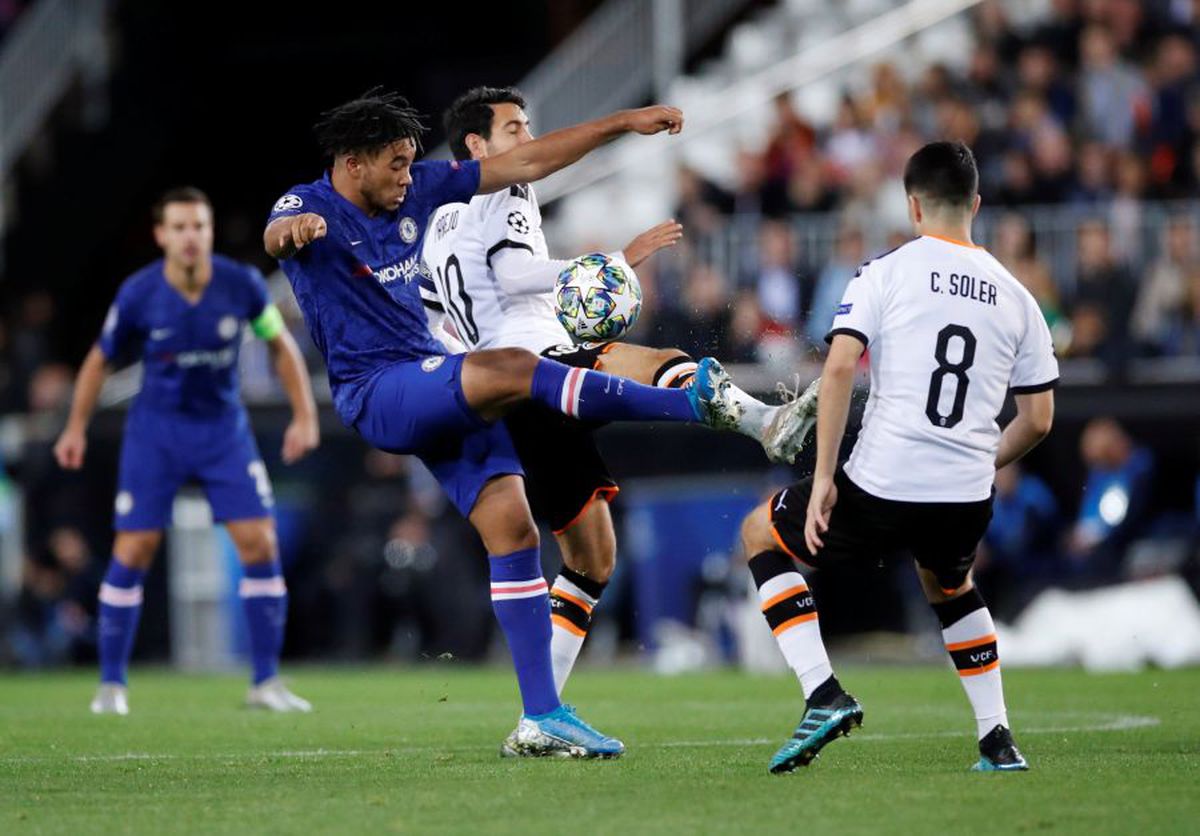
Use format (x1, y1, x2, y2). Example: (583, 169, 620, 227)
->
(554, 253, 642, 343)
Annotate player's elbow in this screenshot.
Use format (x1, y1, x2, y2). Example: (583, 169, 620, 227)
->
(1030, 411, 1054, 440)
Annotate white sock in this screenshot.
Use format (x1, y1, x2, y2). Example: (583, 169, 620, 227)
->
(548, 573, 601, 696)
(750, 552, 833, 698)
(941, 602, 1008, 739)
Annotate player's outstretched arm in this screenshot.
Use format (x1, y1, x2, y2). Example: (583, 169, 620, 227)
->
(995, 390, 1054, 470)
(264, 213, 327, 260)
(476, 105, 683, 194)
(266, 328, 320, 464)
(54, 345, 111, 470)
(804, 335, 864, 555)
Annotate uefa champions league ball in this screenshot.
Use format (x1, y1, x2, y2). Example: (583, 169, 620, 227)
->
(554, 253, 643, 343)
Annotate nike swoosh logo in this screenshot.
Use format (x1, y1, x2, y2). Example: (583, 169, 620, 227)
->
(349, 240, 363, 246)
(150, 328, 173, 340)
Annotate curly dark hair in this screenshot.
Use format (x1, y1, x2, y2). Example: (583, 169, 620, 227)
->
(443, 86, 527, 161)
(313, 87, 428, 160)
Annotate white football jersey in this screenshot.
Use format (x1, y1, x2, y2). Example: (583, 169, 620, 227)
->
(828, 234, 1059, 503)
(421, 183, 572, 354)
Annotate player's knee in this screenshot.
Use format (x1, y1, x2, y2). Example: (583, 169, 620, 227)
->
(113, 532, 161, 569)
(497, 518, 539, 554)
(231, 523, 277, 565)
(740, 504, 775, 560)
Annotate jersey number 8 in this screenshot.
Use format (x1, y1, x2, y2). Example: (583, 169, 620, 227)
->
(925, 324, 976, 429)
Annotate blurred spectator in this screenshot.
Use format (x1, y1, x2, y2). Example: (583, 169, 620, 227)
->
(1071, 218, 1136, 364)
(806, 224, 865, 348)
(1132, 215, 1197, 352)
(1162, 263, 1200, 355)
(725, 290, 765, 364)
(1066, 418, 1155, 584)
(1068, 141, 1114, 204)
(1017, 43, 1076, 127)
(763, 92, 816, 185)
(748, 221, 800, 331)
(991, 213, 1070, 349)
(8, 527, 100, 668)
(977, 463, 1060, 618)
(1077, 24, 1149, 148)
(658, 263, 734, 359)
(674, 166, 732, 236)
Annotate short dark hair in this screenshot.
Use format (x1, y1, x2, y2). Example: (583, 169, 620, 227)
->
(152, 186, 212, 223)
(903, 141, 978, 208)
(313, 87, 428, 160)
(443, 86, 527, 161)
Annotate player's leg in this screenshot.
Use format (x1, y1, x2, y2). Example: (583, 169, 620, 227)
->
(199, 418, 309, 712)
(460, 347, 701, 424)
(740, 474, 866, 774)
(592, 343, 697, 389)
(225, 517, 310, 712)
(466, 470, 623, 759)
(550, 497, 616, 695)
(93, 529, 162, 715)
(461, 347, 815, 462)
(502, 383, 620, 698)
(917, 563, 1028, 771)
(93, 420, 179, 715)
(593, 342, 807, 456)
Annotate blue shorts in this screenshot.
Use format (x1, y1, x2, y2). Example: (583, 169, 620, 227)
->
(354, 354, 523, 517)
(115, 407, 273, 530)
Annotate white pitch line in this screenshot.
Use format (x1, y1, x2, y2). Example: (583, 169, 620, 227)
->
(0, 713, 1158, 765)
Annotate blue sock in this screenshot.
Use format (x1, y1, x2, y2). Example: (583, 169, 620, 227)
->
(490, 548, 560, 717)
(98, 560, 145, 685)
(531, 358, 699, 423)
(240, 561, 288, 685)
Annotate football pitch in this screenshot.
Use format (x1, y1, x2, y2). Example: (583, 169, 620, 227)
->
(2, 666, 1196, 834)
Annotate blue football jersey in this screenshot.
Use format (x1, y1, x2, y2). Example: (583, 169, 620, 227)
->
(99, 254, 271, 416)
(267, 161, 481, 426)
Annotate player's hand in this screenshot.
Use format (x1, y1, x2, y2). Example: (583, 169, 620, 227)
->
(623, 220, 684, 267)
(54, 426, 87, 470)
(622, 105, 684, 136)
(281, 415, 319, 464)
(277, 213, 327, 256)
(804, 475, 838, 556)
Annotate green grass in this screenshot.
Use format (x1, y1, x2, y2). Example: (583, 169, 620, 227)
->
(1, 666, 1197, 834)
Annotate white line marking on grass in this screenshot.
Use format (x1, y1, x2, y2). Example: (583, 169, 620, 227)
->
(1, 713, 1159, 765)
(660, 713, 1160, 748)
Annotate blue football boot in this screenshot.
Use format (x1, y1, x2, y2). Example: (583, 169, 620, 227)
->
(504, 704, 625, 759)
(769, 689, 863, 774)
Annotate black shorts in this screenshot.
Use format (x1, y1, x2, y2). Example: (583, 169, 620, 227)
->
(503, 343, 619, 533)
(768, 468, 994, 592)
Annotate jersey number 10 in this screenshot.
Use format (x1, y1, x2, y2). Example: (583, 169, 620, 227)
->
(925, 324, 976, 429)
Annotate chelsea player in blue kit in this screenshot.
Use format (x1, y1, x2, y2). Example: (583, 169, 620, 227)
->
(264, 91, 810, 758)
(56, 188, 320, 716)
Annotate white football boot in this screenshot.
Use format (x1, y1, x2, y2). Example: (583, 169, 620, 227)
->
(761, 376, 821, 465)
(245, 677, 313, 712)
(90, 683, 130, 716)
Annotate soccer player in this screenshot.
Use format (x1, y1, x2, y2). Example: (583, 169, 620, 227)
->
(263, 90, 813, 758)
(55, 187, 320, 716)
(738, 142, 1058, 774)
(423, 87, 802, 729)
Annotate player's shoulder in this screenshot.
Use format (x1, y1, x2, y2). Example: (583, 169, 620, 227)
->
(119, 260, 165, 297)
(270, 178, 330, 216)
(853, 238, 920, 280)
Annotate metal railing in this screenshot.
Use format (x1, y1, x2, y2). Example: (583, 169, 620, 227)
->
(0, 0, 110, 179)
